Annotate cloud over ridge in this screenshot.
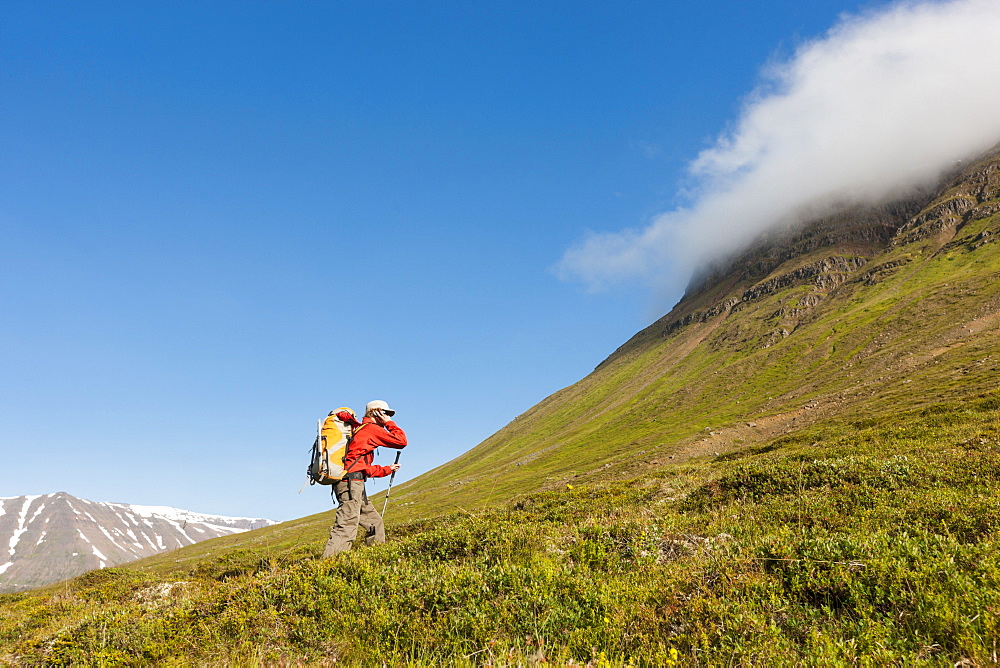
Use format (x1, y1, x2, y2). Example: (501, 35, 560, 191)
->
(558, 0, 1000, 294)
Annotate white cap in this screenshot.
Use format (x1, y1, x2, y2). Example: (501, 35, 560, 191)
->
(366, 400, 395, 417)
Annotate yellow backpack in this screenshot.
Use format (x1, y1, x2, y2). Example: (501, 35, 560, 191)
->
(307, 408, 359, 485)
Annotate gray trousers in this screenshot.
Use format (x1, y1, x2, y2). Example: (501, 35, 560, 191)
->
(322, 478, 386, 557)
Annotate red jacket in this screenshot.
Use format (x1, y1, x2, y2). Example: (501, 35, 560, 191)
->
(344, 417, 407, 478)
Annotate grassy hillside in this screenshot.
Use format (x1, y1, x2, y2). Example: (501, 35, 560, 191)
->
(1, 394, 999, 665)
(2, 151, 999, 665)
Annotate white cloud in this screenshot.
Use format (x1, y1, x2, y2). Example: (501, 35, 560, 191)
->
(558, 0, 1000, 294)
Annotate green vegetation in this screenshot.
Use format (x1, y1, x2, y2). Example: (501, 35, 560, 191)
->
(2, 394, 999, 665)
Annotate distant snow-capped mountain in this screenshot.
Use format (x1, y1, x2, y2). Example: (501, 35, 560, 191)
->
(0, 492, 275, 592)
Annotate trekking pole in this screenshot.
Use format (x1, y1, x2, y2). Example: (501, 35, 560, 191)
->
(381, 452, 401, 516)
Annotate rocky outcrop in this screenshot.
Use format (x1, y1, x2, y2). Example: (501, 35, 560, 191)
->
(893, 150, 1000, 246)
(597, 146, 1000, 368)
(740, 255, 869, 301)
(646, 255, 871, 342)
(683, 198, 926, 303)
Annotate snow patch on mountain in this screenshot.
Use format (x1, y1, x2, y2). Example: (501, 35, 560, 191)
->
(124, 503, 268, 524)
(8, 495, 40, 557)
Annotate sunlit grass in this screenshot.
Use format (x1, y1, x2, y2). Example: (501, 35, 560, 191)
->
(2, 393, 999, 665)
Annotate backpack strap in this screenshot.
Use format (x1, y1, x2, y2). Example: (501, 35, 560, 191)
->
(342, 423, 370, 476)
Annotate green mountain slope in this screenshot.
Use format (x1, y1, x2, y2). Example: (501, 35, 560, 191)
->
(386, 148, 1000, 520)
(2, 148, 1000, 665)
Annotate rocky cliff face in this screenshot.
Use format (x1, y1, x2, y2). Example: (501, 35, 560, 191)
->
(604, 146, 1000, 363)
(0, 493, 275, 592)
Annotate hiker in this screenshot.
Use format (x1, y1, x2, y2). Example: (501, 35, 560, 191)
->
(321, 400, 407, 557)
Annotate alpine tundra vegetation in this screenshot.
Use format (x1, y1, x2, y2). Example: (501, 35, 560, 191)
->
(2, 148, 1000, 665)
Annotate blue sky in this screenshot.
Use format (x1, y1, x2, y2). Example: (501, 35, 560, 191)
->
(1, 0, 915, 521)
